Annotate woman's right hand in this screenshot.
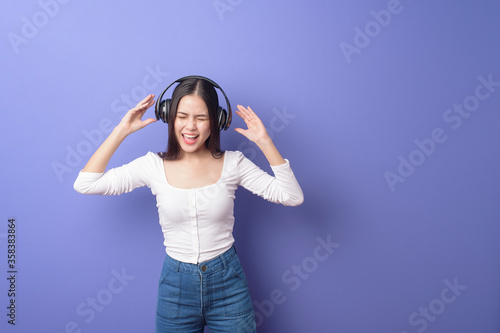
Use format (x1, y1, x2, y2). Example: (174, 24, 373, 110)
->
(80, 94, 157, 173)
(116, 94, 157, 136)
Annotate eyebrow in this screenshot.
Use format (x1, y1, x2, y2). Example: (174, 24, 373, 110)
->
(177, 112, 208, 117)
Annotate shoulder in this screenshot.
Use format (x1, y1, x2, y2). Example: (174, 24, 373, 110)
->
(224, 150, 242, 159)
(224, 150, 247, 165)
(148, 151, 162, 160)
(222, 150, 246, 177)
(135, 151, 162, 163)
(224, 150, 260, 174)
(124, 151, 163, 170)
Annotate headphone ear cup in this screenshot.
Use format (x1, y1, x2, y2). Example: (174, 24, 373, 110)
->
(218, 107, 227, 131)
(159, 99, 172, 123)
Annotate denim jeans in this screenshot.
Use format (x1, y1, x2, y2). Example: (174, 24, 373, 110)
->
(156, 246, 256, 333)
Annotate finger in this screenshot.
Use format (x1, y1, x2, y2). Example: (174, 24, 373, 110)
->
(236, 105, 253, 120)
(235, 105, 243, 115)
(134, 95, 154, 111)
(131, 105, 149, 117)
(235, 109, 250, 121)
(235, 112, 254, 128)
(144, 98, 156, 110)
(233, 127, 247, 135)
(238, 106, 262, 127)
(143, 118, 157, 126)
(140, 96, 156, 109)
(134, 98, 156, 115)
(243, 106, 258, 120)
(237, 104, 249, 113)
(246, 106, 257, 116)
(139, 94, 155, 105)
(242, 106, 259, 121)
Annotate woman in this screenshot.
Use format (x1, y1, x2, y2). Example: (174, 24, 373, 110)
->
(73, 77, 304, 332)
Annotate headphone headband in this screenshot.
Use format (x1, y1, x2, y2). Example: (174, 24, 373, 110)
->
(155, 75, 232, 131)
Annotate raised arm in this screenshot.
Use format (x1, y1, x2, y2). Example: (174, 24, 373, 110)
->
(82, 94, 157, 173)
(234, 105, 303, 206)
(233, 105, 286, 166)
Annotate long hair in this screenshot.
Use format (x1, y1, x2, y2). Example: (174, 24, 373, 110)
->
(158, 78, 223, 160)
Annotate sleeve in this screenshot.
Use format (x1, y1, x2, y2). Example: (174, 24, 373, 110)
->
(236, 151, 304, 206)
(73, 152, 155, 195)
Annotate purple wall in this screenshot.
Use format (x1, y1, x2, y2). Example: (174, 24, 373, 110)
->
(2, 0, 500, 332)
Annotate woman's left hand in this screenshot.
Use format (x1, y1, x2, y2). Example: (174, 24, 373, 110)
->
(234, 105, 271, 144)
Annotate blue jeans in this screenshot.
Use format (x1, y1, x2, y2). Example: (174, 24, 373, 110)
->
(156, 246, 256, 333)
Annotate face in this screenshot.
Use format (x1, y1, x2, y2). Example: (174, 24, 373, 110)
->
(174, 94, 211, 155)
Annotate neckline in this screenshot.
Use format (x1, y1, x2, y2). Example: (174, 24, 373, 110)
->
(160, 152, 227, 190)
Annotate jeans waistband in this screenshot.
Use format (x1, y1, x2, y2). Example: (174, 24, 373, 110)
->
(164, 246, 237, 275)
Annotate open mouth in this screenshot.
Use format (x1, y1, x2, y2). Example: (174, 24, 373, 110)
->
(182, 134, 199, 144)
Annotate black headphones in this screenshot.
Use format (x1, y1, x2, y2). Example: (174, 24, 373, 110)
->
(155, 75, 232, 131)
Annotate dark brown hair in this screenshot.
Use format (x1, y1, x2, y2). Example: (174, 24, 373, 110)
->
(158, 78, 223, 160)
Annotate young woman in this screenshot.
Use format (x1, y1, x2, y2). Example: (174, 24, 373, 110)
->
(73, 77, 304, 332)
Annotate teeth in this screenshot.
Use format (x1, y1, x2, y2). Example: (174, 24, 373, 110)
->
(183, 134, 198, 139)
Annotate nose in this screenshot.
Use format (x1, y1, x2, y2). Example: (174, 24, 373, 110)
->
(186, 117, 197, 130)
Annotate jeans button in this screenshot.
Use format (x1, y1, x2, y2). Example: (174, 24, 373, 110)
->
(201, 265, 207, 272)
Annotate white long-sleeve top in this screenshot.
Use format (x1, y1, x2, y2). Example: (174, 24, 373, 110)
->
(73, 150, 304, 264)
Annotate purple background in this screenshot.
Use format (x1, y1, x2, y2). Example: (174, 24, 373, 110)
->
(2, 0, 500, 332)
